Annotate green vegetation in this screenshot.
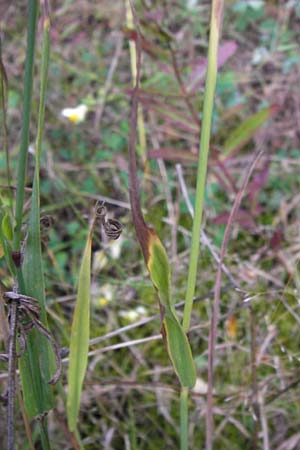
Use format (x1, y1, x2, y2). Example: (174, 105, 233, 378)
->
(0, 0, 300, 449)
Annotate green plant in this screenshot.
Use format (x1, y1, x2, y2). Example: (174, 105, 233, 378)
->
(1, 2, 57, 448)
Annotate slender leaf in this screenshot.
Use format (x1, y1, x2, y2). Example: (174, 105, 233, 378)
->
(20, 9, 53, 420)
(13, 0, 39, 252)
(67, 224, 93, 431)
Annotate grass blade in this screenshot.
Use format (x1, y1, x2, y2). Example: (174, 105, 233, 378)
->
(19, 6, 54, 426)
(12, 0, 38, 253)
(67, 221, 94, 431)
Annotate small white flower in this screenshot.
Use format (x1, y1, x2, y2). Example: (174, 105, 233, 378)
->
(92, 283, 114, 308)
(119, 310, 139, 322)
(118, 306, 148, 322)
(135, 306, 147, 316)
(61, 104, 88, 124)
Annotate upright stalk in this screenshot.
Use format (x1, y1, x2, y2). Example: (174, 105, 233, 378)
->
(180, 387, 189, 450)
(12, 0, 38, 252)
(7, 301, 18, 450)
(125, 0, 147, 164)
(182, 0, 224, 332)
(180, 2, 224, 450)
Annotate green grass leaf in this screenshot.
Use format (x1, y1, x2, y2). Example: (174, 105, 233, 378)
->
(20, 176, 54, 418)
(67, 225, 93, 431)
(19, 6, 54, 420)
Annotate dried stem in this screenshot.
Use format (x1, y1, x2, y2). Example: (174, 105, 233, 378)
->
(250, 304, 259, 450)
(7, 301, 18, 450)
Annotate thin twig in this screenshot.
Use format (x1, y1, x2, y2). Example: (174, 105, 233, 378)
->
(250, 304, 259, 450)
(258, 390, 270, 450)
(7, 300, 18, 450)
(266, 376, 300, 404)
(206, 150, 263, 450)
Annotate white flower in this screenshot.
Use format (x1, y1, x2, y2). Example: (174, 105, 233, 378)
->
(119, 310, 139, 322)
(118, 306, 148, 322)
(92, 283, 114, 307)
(135, 306, 147, 315)
(61, 104, 88, 124)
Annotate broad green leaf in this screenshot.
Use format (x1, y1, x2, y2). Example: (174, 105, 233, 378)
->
(223, 105, 279, 157)
(67, 226, 92, 431)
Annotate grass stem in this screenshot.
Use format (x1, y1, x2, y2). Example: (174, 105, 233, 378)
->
(126, 0, 147, 164)
(12, 0, 39, 252)
(180, 2, 224, 449)
(183, 0, 224, 332)
(180, 387, 189, 450)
